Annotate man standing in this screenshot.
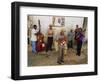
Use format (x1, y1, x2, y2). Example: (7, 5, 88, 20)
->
(67, 29, 74, 49)
(57, 31, 67, 64)
(31, 25, 38, 54)
(75, 28, 84, 56)
(46, 25, 54, 55)
(75, 25, 79, 41)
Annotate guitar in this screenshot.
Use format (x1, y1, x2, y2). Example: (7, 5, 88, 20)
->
(36, 19, 45, 52)
(59, 36, 66, 46)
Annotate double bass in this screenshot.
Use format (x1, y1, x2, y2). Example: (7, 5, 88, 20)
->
(36, 20, 45, 52)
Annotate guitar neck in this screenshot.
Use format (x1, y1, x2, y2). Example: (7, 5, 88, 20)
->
(38, 19, 41, 33)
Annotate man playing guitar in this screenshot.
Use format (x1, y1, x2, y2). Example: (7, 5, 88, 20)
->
(57, 31, 67, 64)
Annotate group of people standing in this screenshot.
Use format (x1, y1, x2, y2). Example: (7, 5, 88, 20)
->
(30, 24, 85, 64)
(67, 25, 84, 56)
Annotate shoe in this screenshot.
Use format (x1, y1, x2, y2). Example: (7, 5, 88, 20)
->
(78, 54, 80, 56)
(57, 61, 62, 64)
(46, 55, 50, 58)
(61, 60, 64, 63)
(76, 53, 78, 55)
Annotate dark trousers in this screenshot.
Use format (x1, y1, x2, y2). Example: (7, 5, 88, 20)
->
(77, 41, 82, 56)
(68, 40, 73, 49)
(46, 37, 53, 52)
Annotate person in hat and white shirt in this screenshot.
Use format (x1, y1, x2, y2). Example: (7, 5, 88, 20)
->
(31, 25, 38, 54)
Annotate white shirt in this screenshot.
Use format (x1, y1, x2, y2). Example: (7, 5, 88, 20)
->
(31, 28, 38, 41)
